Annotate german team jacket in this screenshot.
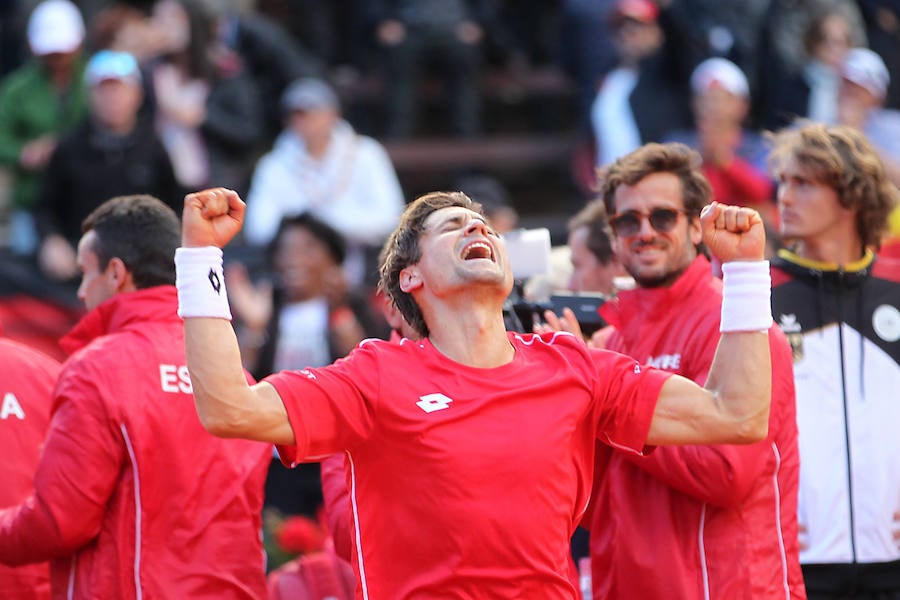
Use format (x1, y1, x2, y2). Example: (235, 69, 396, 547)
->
(587, 255, 806, 599)
(771, 249, 900, 588)
(0, 286, 271, 599)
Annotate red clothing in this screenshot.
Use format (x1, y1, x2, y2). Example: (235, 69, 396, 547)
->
(589, 256, 805, 599)
(270, 331, 669, 599)
(0, 286, 270, 599)
(319, 453, 352, 563)
(0, 337, 60, 600)
(702, 158, 773, 207)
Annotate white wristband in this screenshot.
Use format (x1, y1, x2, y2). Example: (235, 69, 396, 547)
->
(175, 246, 232, 320)
(720, 261, 772, 333)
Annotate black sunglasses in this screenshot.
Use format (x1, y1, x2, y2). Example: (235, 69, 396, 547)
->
(608, 208, 689, 237)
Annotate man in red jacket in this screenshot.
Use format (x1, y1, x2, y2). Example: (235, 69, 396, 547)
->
(0, 195, 271, 599)
(0, 331, 60, 600)
(547, 142, 805, 598)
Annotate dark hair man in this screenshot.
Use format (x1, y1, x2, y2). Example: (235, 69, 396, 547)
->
(0, 195, 270, 598)
(174, 183, 774, 598)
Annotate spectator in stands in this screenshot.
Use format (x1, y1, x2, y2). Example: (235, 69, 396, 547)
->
(588, 0, 697, 169)
(0, 194, 271, 598)
(211, 2, 325, 142)
(858, 1, 900, 110)
(365, 0, 493, 138)
(147, 0, 264, 195)
(565, 199, 624, 296)
(666, 58, 775, 223)
(0, 330, 60, 600)
(836, 47, 900, 186)
(244, 77, 404, 288)
(0, 0, 87, 255)
(758, 5, 863, 130)
(35, 50, 178, 282)
(559, 0, 619, 125)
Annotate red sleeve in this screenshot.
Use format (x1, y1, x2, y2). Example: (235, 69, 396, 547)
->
(0, 362, 124, 565)
(622, 324, 791, 508)
(319, 454, 352, 563)
(268, 342, 380, 467)
(590, 348, 669, 454)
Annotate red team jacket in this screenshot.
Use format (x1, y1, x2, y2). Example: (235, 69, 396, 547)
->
(588, 256, 806, 599)
(0, 286, 271, 599)
(0, 335, 61, 600)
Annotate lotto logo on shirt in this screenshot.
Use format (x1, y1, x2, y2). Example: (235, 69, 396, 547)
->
(416, 393, 453, 413)
(160, 364, 193, 394)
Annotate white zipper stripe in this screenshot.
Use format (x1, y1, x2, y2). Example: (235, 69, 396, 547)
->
(121, 424, 142, 600)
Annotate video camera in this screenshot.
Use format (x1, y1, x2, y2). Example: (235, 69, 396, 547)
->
(501, 228, 608, 336)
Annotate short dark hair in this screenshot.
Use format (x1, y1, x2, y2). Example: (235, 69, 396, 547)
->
(268, 213, 346, 266)
(379, 191, 483, 338)
(568, 200, 616, 265)
(598, 142, 712, 218)
(768, 123, 898, 250)
(81, 194, 181, 289)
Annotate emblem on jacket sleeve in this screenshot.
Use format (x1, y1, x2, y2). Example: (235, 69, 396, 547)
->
(873, 304, 900, 342)
(778, 313, 804, 362)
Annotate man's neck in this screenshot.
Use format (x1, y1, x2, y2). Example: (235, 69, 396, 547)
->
(426, 304, 514, 369)
(794, 234, 864, 266)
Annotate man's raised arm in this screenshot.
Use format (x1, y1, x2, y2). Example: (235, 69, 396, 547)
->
(646, 202, 772, 446)
(177, 187, 294, 445)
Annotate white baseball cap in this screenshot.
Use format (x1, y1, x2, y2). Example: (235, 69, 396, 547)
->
(842, 47, 889, 99)
(690, 57, 749, 98)
(27, 0, 85, 56)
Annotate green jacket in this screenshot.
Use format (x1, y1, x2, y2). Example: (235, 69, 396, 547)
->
(0, 58, 88, 210)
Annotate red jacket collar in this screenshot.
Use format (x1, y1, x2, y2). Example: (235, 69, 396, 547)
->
(599, 255, 715, 330)
(60, 286, 179, 356)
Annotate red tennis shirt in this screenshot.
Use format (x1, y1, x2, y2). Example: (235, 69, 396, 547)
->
(269, 331, 668, 599)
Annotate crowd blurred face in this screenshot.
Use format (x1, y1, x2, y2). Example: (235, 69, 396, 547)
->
(837, 80, 879, 128)
(273, 225, 336, 302)
(90, 78, 143, 133)
(76, 231, 117, 311)
(812, 14, 851, 69)
(613, 17, 663, 66)
(151, 0, 190, 54)
(776, 157, 853, 250)
(40, 50, 80, 77)
(288, 108, 338, 147)
(568, 226, 618, 295)
(609, 172, 700, 288)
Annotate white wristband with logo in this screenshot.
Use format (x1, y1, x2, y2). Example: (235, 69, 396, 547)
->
(175, 246, 232, 320)
(720, 261, 772, 333)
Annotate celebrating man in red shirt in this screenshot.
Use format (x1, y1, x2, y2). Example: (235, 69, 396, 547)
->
(176, 183, 775, 598)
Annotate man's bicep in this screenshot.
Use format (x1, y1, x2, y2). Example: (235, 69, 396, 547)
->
(247, 380, 295, 446)
(645, 374, 722, 446)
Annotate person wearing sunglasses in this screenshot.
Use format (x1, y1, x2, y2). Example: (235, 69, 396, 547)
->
(546, 142, 804, 599)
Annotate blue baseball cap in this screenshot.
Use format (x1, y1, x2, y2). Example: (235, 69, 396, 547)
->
(85, 50, 141, 86)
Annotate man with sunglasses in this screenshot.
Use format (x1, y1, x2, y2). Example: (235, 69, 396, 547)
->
(561, 142, 805, 599)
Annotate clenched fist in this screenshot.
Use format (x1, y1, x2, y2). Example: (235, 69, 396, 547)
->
(700, 201, 766, 263)
(182, 187, 246, 248)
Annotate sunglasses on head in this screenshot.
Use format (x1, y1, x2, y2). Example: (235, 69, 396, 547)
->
(608, 207, 689, 237)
